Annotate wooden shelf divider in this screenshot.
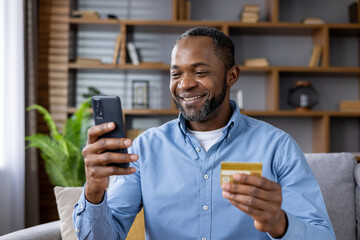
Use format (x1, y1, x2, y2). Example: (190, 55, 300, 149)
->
(312, 115, 330, 153)
(266, 69, 279, 111)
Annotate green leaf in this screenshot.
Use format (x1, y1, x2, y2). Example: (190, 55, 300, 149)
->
(26, 105, 60, 139)
(25, 100, 91, 187)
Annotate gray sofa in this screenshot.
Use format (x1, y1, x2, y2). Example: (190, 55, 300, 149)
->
(1, 153, 359, 240)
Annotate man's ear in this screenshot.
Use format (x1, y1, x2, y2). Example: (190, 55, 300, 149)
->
(226, 65, 240, 87)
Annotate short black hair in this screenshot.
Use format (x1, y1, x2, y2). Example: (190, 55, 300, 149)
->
(177, 27, 235, 72)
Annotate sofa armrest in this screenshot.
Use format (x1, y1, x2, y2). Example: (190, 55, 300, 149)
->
(0, 220, 61, 240)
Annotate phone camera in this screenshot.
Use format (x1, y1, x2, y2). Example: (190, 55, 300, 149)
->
(93, 100, 104, 119)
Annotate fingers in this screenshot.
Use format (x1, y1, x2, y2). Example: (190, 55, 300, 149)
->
(87, 122, 115, 144)
(233, 174, 280, 191)
(85, 152, 138, 167)
(222, 181, 282, 204)
(87, 165, 137, 179)
(221, 174, 286, 236)
(221, 174, 282, 215)
(223, 191, 280, 213)
(84, 137, 133, 155)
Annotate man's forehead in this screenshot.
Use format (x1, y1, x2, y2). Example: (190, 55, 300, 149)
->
(171, 36, 217, 61)
(175, 35, 214, 48)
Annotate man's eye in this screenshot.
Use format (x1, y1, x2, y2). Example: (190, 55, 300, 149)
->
(171, 73, 181, 78)
(195, 72, 208, 75)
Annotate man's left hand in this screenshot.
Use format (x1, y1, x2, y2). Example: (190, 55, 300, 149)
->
(222, 174, 287, 238)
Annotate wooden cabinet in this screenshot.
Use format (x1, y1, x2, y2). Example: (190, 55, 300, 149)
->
(45, 0, 360, 153)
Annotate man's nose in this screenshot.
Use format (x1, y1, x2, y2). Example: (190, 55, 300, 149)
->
(178, 73, 197, 90)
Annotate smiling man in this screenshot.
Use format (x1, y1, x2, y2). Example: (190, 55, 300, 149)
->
(73, 27, 335, 240)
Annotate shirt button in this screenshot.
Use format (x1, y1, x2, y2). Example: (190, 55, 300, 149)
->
(203, 205, 208, 211)
(227, 134, 231, 138)
(195, 147, 201, 152)
(80, 203, 83, 209)
(75, 229, 80, 233)
(204, 174, 209, 180)
(202, 238, 207, 240)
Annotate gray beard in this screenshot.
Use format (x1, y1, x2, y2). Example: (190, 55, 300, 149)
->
(173, 78, 227, 122)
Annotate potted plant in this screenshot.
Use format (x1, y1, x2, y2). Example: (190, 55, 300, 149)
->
(26, 99, 91, 187)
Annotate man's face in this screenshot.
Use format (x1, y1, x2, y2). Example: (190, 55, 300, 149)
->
(170, 36, 228, 122)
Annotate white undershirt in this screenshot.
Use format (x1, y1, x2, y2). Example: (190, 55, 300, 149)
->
(188, 126, 226, 152)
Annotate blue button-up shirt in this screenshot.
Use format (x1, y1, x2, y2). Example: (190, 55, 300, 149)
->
(73, 100, 335, 240)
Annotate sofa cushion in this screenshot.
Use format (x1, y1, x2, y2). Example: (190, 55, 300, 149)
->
(54, 186, 83, 240)
(355, 163, 360, 240)
(305, 153, 357, 240)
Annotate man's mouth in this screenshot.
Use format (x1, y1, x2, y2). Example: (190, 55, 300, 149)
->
(182, 95, 203, 101)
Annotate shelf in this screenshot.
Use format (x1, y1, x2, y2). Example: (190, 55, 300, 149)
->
(69, 63, 360, 74)
(239, 66, 360, 73)
(242, 111, 360, 117)
(68, 18, 120, 24)
(68, 18, 360, 30)
(67, 107, 360, 118)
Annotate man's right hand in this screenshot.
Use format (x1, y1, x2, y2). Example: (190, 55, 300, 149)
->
(82, 122, 138, 204)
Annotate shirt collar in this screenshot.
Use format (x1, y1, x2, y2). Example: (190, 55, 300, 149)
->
(177, 99, 243, 142)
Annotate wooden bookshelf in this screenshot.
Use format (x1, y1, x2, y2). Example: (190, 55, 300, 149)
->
(69, 63, 360, 74)
(56, 0, 360, 155)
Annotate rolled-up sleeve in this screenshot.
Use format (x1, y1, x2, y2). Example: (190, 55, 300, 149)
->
(267, 135, 335, 240)
(72, 140, 143, 240)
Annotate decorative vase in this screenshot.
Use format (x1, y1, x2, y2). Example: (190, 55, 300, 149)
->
(287, 81, 319, 111)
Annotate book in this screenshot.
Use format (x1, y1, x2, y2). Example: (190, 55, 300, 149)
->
(243, 58, 269, 67)
(176, 0, 191, 20)
(76, 57, 102, 65)
(241, 16, 260, 23)
(358, 0, 360, 22)
(339, 100, 360, 112)
(309, 45, 322, 67)
(185, 0, 191, 20)
(240, 4, 260, 23)
(349, 2, 359, 23)
(241, 12, 259, 18)
(127, 42, 140, 65)
(302, 17, 324, 24)
(236, 90, 244, 110)
(112, 34, 122, 65)
(243, 4, 260, 12)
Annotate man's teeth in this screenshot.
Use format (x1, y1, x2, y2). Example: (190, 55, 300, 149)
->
(183, 96, 202, 101)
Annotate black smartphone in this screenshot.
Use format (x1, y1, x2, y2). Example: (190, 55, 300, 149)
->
(91, 96, 129, 168)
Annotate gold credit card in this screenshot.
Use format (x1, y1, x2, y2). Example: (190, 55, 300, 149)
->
(221, 162, 262, 185)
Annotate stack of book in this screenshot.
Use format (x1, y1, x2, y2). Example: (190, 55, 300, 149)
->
(72, 10, 100, 20)
(240, 5, 260, 23)
(339, 100, 360, 112)
(243, 58, 269, 67)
